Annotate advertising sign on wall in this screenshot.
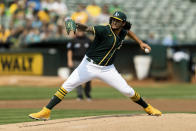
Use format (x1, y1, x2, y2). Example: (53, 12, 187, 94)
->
(0, 53, 43, 75)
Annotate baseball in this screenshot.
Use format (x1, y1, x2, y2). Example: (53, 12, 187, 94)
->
(145, 48, 150, 53)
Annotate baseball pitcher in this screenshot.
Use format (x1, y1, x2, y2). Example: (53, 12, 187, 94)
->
(29, 11, 161, 120)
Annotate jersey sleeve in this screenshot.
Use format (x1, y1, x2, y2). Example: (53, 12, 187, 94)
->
(93, 25, 106, 37)
(122, 29, 128, 38)
(66, 40, 73, 50)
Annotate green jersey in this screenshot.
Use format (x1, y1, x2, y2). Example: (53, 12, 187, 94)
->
(86, 25, 127, 66)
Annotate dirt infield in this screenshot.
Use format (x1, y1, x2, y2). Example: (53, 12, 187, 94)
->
(1, 75, 194, 87)
(0, 76, 64, 86)
(1, 113, 196, 131)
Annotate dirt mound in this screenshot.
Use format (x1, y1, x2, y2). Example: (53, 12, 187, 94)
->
(1, 113, 196, 131)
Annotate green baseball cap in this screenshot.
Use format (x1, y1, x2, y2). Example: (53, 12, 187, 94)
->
(111, 11, 127, 21)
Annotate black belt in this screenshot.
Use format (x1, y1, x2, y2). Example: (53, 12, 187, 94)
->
(86, 57, 98, 65)
(86, 57, 112, 66)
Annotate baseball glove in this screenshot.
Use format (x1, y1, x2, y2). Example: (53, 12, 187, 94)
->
(65, 19, 77, 35)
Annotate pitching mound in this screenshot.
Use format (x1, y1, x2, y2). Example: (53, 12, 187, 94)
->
(1, 113, 196, 131)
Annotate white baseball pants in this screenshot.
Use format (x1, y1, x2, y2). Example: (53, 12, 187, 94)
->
(62, 55, 135, 97)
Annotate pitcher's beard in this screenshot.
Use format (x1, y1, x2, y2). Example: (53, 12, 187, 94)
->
(111, 26, 121, 31)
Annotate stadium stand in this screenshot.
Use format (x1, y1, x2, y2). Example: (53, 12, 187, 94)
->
(0, 0, 196, 47)
(65, 0, 196, 44)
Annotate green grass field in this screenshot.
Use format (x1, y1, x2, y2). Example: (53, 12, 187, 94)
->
(0, 109, 142, 124)
(0, 84, 196, 125)
(0, 84, 196, 100)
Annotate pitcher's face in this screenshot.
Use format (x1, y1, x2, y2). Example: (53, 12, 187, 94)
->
(111, 18, 125, 30)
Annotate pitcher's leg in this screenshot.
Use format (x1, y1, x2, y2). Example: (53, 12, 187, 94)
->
(98, 66, 161, 116)
(28, 62, 95, 120)
(98, 69, 135, 97)
(46, 66, 93, 109)
(61, 69, 87, 92)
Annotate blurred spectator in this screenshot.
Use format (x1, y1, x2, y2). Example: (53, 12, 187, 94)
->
(49, 11, 58, 24)
(71, 4, 88, 24)
(48, 23, 57, 35)
(86, 1, 101, 24)
(41, 0, 50, 10)
(25, 18, 33, 29)
(56, 15, 64, 26)
(0, 3, 11, 29)
(108, 3, 123, 15)
(37, 9, 50, 24)
(18, 28, 30, 46)
(40, 23, 53, 41)
(40, 29, 51, 41)
(41, 0, 67, 15)
(25, 1, 35, 20)
(96, 4, 110, 25)
(6, 27, 20, 48)
(55, 25, 64, 38)
(1, 0, 70, 47)
(32, 13, 42, 28)
(0, 2, 5, 15)
(0, 26, 11, 43)
(146, 32, 159, 44)
(10, 1, 26, 30)
(27, 0, 41, 11)
(25, 28, 41, 44)
(31, 28, 41, 42)
(24, 28, 34, 44)
(162, 34, 174, 46)
(9, 1, 18, 15)
(50, 0, 68, 16)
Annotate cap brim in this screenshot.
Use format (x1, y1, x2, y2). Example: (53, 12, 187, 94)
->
(111, 17, 123, 21)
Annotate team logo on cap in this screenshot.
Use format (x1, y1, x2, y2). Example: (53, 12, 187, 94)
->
(114, 12, 119, 17)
